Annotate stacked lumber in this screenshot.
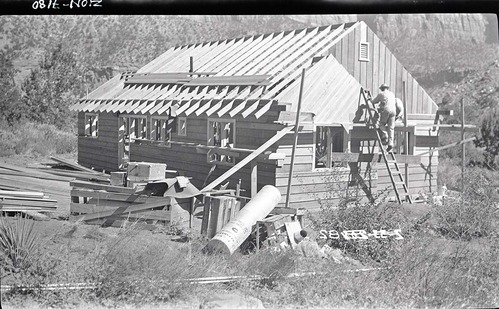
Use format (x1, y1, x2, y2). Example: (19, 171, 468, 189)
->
(70, 180, 176, 227)
(0, 190, 57, 212)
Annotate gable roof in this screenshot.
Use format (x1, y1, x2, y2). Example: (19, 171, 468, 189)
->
(71, 22, 360, 118)
(277, 55, 363, 124)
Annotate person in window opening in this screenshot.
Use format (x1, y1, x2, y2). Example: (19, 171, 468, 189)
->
(371, 83, 396, 152)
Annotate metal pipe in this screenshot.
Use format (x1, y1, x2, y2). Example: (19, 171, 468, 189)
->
(203, 185, 281, 256)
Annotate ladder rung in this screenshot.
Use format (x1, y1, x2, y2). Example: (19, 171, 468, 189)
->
(394, 182, 407, 187)
(391, 170, 402, 175)
(386, 160, 397, 163)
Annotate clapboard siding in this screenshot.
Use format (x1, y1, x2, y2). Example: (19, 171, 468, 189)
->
(274, 128, 378, 209)
(78, 112, 120, 172)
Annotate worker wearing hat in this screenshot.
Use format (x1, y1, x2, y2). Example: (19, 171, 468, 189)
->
(371, 83, 397, 152)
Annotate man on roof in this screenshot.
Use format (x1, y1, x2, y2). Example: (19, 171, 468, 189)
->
(371, 83, 396, 152)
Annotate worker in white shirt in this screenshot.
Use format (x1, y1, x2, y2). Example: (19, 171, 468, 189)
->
(371, 83, 396, 152)
(395, 97, 404, 123)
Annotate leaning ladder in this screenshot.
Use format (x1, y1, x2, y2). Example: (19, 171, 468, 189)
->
(360, 88, 413, 204)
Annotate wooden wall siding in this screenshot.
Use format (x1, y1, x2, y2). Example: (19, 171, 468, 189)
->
(273, 129, 377, 209)
(129, 114, 279, 197)
(78, 112, 120, 172)
(333, 23, 438, 115)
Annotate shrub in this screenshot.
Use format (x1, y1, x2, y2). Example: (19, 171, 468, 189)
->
(0, 216, 40, 277)
(0, 121, 76, 158)
(430, 168, 499, 240)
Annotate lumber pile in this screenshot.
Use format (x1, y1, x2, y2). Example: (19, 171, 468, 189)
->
(70, 180, 181, 227)
(0, 190, 57, 213)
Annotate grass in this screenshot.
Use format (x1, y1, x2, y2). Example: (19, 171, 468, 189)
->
(0, 121, 76, 158)
(2, 167, 499, 308)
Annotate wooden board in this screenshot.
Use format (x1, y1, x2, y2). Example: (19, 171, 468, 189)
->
(73, 197, 172, 222)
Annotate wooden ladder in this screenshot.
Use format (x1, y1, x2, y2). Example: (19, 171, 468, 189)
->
(360, 88, 412, 204)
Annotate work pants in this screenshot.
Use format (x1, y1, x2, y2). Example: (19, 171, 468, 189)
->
(377, 108, 396, 147)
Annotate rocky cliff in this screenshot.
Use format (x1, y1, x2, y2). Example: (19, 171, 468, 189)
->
(1, 14, 497, 89)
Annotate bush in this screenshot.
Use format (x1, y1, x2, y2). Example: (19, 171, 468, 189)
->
(0, 216, 40, 277)
(430, 168, 499, 240)
(0, 121, 76, 157)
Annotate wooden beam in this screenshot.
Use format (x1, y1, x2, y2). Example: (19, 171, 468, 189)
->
(170, 140, 254, 153)
(50, 156, 104, 175)
(73, 198, 172, 222)
(70, 180, 137, 194)
(416, 136, 477, 157)
(432, 124, 479, 133)
(202, 126, 294, 192)
(285, 69, 306, 209)
(330, 152, 421, 164)
(250, 160, 257, 198)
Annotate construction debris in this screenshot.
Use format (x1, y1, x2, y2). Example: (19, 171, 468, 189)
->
(0, 190, 57, 213)
(203, 185, 281, 256)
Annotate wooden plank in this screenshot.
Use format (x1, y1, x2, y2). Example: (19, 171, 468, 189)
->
(372, 33, 380, 90)
(50, 156, 106, 175)
(347, 31, 355, 76)
(411, 75, 418, 114)
(366, 27, 374, 92)
(69, 180, 136, 194)
(0, 191, 45, 198)
(0, 163, 70, 182)
(202, 126, 294, 192)
(390, 53, 397, 98)
(329, 152, 421, 164)
(70, 189, 155, 203)
(250, 160, 257, 198)
(70, 203, 170, 221)
(74, 197, 172, 222)
(353, 27, 361, 80)
(416, 136, 476, 156)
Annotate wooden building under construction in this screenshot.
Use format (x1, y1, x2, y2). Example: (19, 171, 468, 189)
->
(71, 21, 443, 209)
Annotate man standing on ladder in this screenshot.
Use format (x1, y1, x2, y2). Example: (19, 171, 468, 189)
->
(372, 83, 396, 152)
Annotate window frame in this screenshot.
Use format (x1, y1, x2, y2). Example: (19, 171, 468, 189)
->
(120, 114, 148, 141)
(84, 113, 98, 137)
(177, 117, 187, 136)
(207, 118, 236, 166)
(150, 116, 173, 146)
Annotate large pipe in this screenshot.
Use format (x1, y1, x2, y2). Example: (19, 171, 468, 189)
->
(203, 185, 281, 256)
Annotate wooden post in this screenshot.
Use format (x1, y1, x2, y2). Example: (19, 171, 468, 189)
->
(285, 69, 306, 208)
(190, 56, 194, 73)
(251, 160, 257, 198)
(403, 81, 409, 194)
(461, 97, 465, 203)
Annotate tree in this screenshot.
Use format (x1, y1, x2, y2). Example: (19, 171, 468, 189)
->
(21, 44, 86, 129)
(474, 106, 499, 169)
(0, 51, 22, 125)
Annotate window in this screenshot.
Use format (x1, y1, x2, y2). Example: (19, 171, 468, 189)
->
(151, 116, 175, 142)
(177, 117, 187, 136)
(359, 42, 370, 62)
(121, 116, 147, 140)
(207, 119, 235, 165)
(85, 113, 98, 137)
(314, 126, 346, 169)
